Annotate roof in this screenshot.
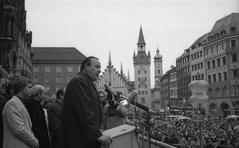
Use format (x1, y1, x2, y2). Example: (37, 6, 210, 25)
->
(32, 47, 86, 63)
(137, 26, 146, 46)
(211, 13, 239, 32)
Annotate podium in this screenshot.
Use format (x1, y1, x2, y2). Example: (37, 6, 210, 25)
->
(102, 124, 139, 148)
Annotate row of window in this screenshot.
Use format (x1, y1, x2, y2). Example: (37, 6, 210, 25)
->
(33, 66, 74, 73)
(138, 91, 148, 95)
(192, 62, 203, 71)
(33, 74, 72, 83)
(192, 74, 204, 81)
(207, 56, 226, 69)
(207, 26, 237, 42)
(177, 56, 190, 67)
(191, 51, 203, 60)
(138, 70, 147, 74)
(177, 66, 190, 75)
(138, 84, 148, 89)
(207, 71, 227, 83)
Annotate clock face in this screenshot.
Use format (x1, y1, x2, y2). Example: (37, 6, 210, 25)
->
(140, 65, 145, 70)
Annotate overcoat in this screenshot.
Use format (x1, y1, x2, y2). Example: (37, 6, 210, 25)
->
(59, 72, 102, 148)
(2, 96, 38, 148)
(25, 99, 51, 148)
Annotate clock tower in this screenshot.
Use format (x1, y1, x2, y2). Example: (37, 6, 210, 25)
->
(133, 26, 151, 109)
(154, 48, 163, 88)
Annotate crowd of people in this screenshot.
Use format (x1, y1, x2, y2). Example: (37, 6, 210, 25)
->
(0, 67, 65, 148)
(1, 55, 239, 148)
(125, 112, 239, 148)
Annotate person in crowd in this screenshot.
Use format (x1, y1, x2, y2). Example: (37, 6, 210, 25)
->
(59, 56, 112, 148)
(0, 68, 8, 148)
(47, 88, 65, 148)
(25, 85, 51, 148)
(2, 76, 39, 148)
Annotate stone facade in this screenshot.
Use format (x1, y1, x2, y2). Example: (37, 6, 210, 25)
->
(0, 0, 32, 78)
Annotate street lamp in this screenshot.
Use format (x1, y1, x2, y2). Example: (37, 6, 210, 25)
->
(189, 80, 209, 148)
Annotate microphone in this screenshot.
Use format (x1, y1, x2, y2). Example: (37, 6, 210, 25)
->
(104, 84, 117, 96)
(126, 90, 138, 103)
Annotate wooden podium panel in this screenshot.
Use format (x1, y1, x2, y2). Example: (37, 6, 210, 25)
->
(102, 124, 139, 148)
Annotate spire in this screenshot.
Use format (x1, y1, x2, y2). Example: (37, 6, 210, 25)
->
(127, 70, 130, 81)
(108, 50, 112, 66)
(137, 25, 146, 48)
(120, 62, 123, 74)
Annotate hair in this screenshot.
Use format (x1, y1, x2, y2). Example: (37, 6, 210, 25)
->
(56, 88, 64, 99)
(13, 76, 32, 95)
(80, 56, 98, 72)
(31, 85, 46, 98)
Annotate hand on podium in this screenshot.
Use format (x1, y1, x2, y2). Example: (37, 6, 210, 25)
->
(97, 134, 112, 146)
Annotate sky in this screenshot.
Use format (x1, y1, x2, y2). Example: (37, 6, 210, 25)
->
(25, 0, 239, 86)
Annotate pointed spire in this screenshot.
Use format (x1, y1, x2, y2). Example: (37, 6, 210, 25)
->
(137, 25, 146, 47)
(108, 50, 112, 66)
(120, 62, 123, 74)
(127, 70, 130, 81)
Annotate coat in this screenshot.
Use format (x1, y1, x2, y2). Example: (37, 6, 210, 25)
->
(2, 96, 38, 148)
(59, 72, 102, 148)
(25, 99, 51, 148)
(47, 99, 63, 148)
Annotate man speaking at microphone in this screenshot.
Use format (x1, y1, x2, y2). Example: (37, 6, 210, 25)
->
(59, 56, 112, 148)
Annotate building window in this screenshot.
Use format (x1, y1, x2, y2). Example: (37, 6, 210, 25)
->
(138, 71, 140, 74)
(67, 66, 73, 72)
(208, 75, 211, 83)
(222, 57, 226, 65)
(218, 73, 222, 82)
(45, 75, 50, 83)
(56, 67, 62, 72)
(201, 74, 204, 80)
(233, 70, 239, 79)
(223, 72, 227, 80)
(144, 70, 147, 74)
(56, 75, 63, 83)
(217, 58, 221, 67)
(207, 61, 210, 69)
(141, 98, 145, 104)
(33, 67, 39, 72)
(232, 54, 238, 62)
(45, 67, 50, 72)
(201, 62, 203, 69)
(212, 60, 216, 68)
(213, 74, 216, 82)
(230, 39, 237, 48)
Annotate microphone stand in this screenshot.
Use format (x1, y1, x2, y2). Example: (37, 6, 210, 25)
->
(131, 101, 151, 148)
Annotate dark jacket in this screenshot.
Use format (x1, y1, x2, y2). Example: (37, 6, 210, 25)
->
(0, 93, 7, 148)
(25, 99, 51, 148)
(47, 99, 63, 148)
(59, 72, 102, 148)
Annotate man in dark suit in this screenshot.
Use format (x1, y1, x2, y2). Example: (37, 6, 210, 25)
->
(25, 85, 51, 148)
(60, 56, 112, 148)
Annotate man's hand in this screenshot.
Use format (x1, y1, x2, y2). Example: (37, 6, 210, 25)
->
(97, 134, 112, 146)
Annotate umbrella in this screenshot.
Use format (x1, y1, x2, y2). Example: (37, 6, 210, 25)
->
(226, 115, 239, 119)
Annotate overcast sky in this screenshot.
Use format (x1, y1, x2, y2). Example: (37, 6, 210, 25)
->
(25, 0, 239, 86)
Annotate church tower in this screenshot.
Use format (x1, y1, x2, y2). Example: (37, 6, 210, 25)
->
(154, 48, 163, 88)
(133, 26, 151, 109)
